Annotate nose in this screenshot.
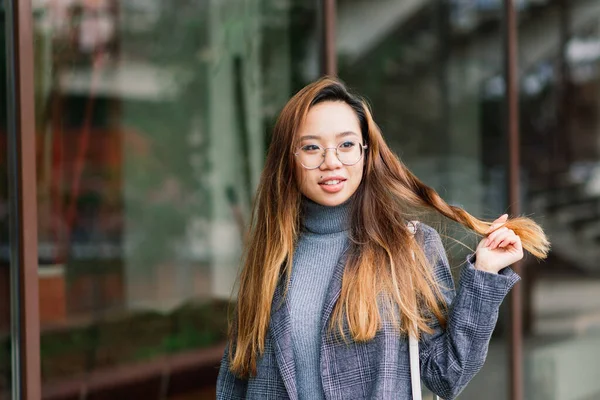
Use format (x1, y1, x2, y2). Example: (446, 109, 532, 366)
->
(320, 147, 342, 170)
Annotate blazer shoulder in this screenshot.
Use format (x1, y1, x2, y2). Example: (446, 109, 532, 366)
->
(414, 222, 444, 248)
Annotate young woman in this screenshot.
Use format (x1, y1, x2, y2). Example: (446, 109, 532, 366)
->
(217, 77, 549, 400)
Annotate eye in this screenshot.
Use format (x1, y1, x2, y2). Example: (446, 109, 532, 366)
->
(300, 144, 321, 152)
(339, 141, 356, 149)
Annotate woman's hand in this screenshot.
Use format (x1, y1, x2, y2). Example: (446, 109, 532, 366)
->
(474, 214, 524, 274)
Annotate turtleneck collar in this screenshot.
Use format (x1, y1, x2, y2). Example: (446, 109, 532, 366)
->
(301, 196, 352, 235)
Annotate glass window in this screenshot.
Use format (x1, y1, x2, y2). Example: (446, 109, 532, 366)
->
(338, 0, 512, 398)
(519, 1, 600, 398)
(32, 0, 319, 397)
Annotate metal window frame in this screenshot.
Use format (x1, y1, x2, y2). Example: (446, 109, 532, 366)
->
(321, 0, 336, 77)
(4, 0, 41, 398)
(503, 0, 523, 399)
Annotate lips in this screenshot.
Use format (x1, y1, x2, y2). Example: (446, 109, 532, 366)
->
(321, 179, 344, 186)
(318, 176, 347, 185)
(318, 176, 347, 193)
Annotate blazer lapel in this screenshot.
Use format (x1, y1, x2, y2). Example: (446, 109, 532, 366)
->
(270, 279, 298, 400)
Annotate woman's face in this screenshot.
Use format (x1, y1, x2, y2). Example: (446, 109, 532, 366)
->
(294, 101, 365, 207)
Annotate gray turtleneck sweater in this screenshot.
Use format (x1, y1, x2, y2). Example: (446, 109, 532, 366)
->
(288, 198, 351, 400)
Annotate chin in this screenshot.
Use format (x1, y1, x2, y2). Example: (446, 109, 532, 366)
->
(310, 192, 350, 207)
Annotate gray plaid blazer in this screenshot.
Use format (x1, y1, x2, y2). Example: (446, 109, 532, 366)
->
(217, 223, 520, 400)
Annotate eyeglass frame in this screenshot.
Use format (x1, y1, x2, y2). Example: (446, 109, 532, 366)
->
(293, 141, 369, 170)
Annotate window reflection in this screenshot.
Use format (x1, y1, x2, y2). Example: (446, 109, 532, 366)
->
(338, 0, 600, 398)
(26, 0, 600, 397)
(33, 0, 319, 397)
(338, 0, 509, 398)
(520, 3, 600, 398)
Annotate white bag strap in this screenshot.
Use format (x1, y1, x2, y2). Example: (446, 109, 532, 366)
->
(407, 221, 441, 400)
(408, 331, 423, 400)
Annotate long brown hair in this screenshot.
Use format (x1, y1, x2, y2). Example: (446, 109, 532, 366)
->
(229, 77, 550, 377)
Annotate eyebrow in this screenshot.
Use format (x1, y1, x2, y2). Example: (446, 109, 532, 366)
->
(299, 131, 360, 141)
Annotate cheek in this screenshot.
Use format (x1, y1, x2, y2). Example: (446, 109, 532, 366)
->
(351, 161, 365, 184)
(295, 163, 310, 190)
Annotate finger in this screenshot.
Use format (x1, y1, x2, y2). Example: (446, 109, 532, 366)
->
(507, 234, 523, 251)
(486, 214, 508, 233)
(497, 234, 519, 249)
(495, 213, 509, 223)
(489, 232, 511, 249)
(484, 230, 498, 246)
(490, 230, 517, 249)
(485, 227, 509, 246)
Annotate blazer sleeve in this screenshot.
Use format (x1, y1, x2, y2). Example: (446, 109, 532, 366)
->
(417, 224, 520, 400)
(216, 344, 248, 400)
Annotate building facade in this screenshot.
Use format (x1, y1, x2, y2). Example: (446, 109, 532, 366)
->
(2, 0, 600, 399)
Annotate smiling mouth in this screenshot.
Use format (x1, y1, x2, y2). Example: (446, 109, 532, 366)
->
(318, 177, 347, 193)
(320, 179, 345, 186)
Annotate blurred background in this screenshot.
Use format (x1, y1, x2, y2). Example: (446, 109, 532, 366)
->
(1, 0, 600, 399)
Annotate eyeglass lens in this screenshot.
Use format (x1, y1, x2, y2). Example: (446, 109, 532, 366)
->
(296, 141, 364, 169)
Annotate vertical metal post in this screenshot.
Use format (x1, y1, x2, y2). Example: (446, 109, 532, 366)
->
(322, 0, 336, 76)
(504, 0, 522, 399)
(5, 0, 41, 399)
(436, 0, 451, 195)
(557, 0, 571, 169)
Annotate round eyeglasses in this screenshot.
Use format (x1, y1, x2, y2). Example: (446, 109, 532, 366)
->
(294, 140, 368, 170)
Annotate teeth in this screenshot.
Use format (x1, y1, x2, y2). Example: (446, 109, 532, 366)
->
(323, 180, 341, 185)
